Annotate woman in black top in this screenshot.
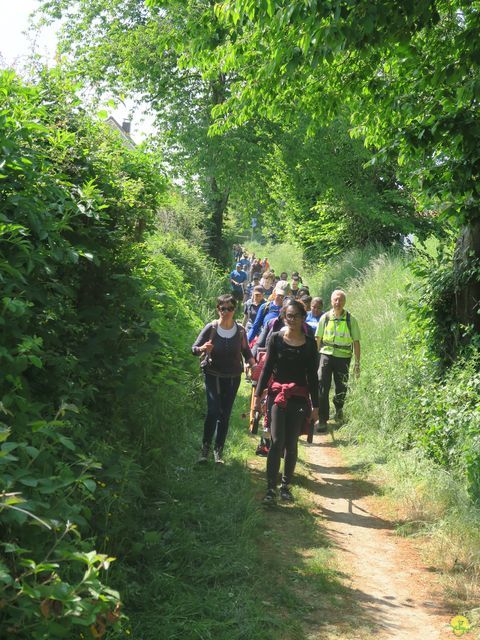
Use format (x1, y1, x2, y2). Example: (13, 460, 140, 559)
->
(254, 300, 319, 502)
(192, 294, 255, 464)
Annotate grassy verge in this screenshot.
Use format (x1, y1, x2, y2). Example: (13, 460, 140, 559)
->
(324, 249, 480, 619)
(113, 376, 368, 640)
(249, 241, 480, 621)
(113, 383, 300, 639)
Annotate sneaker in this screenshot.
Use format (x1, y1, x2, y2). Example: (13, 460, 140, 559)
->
(262, 489, 277, 505)
(279, 484, 294, 502)
(213, 448, 224, 464)
(315, 421, 328, 433)
(197, 444, 209, 464)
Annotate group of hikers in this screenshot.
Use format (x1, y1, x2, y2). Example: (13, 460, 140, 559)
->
(192, 248, 361, 505)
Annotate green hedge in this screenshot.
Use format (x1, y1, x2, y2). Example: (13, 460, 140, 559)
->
(0, 68, 215, 638)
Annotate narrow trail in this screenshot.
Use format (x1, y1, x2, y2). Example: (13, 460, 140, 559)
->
(298, 433, 457, 640)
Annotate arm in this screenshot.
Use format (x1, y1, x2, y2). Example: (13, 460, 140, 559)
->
(353, 340, 361, 376)
(255, 333, 277, 397)
(252, 318, 272, 355)
(242, 301, 249, 327)
(306, 340, 320, 407)
(240, 328, 255, 367)
(248, 302, 266, 342)
(315, 319, 324, 350)
(191, 323, 213, 356)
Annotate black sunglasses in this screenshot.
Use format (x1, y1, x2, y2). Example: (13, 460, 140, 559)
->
(219, 306, 235, 312)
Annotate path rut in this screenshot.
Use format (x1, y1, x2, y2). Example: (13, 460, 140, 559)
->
(299, 433, 459, 640)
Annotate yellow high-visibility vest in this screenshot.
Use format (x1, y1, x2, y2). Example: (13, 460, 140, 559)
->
(320, 311, 353, 358)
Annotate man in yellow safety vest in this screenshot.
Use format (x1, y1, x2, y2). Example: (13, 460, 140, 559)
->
(315, 289, 361, 431)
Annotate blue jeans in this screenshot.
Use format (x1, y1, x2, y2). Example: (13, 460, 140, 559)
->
(203, 374, 241, 450)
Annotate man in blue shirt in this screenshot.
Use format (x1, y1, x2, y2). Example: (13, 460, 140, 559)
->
(306, 297, 324, 332)
(230, 262, 247, 302)
(239, 253, 251, 276)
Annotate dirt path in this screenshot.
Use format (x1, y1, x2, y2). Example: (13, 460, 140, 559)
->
(295, 433, 461, 640)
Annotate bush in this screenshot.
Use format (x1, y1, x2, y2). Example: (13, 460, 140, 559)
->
(0, 68, 210, 638)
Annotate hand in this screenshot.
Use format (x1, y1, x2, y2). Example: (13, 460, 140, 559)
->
(354, 361, 360, 378)
(203, 340, 214, 354)
(311, 408, 319, 423)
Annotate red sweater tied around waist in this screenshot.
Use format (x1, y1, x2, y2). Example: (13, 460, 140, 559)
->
(268, 382, 310, 408)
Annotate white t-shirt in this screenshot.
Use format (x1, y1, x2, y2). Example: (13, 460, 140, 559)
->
(217, 324, 238, 339)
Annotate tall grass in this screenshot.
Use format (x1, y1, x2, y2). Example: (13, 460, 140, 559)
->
(247, 241, 304, 277)
(250, 239, 480, 612)
(322, 248, 480, 612)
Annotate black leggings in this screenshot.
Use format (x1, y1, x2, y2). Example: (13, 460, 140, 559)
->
(203, 374, 241, 450)
(266, 398, 309, 489)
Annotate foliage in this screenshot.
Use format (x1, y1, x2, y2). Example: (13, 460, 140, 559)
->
(0, 67, 213, 638)
(37, 0, 277, 262)
(332, 246, 480, 501)
(210, 0, 478, 223)
(191, 0, 480, 331)
(261, 119, 426, 263)
(148, 233, 227, 322)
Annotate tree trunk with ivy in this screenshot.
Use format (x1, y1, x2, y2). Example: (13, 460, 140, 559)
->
(454, 222, 480, 334)
(206, 73, 230, 262)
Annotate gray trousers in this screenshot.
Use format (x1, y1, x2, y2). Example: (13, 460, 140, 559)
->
(318, 354, 351, 422)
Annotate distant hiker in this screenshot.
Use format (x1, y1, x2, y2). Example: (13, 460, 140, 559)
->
(254, 300, 319, 504)
(315, 289, 360, 432)
(306, 297, 324, 332)
(192, 294, 256, 464)
(245, 272, 262, 300)
(290, 274, 301, 298)
(230, 262, 247, 302)
(300, 294, 312, 312)
(243, 285, 265, 332)
(259, 271, 275, 297)
(247, 281, 289, 343)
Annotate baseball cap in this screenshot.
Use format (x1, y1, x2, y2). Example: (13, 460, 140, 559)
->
(236, 262, 242, 267)
(274, 280, 290, 295)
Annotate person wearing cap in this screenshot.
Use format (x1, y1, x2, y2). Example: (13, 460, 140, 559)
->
(239, 253, 251, 277)
(230, 262, 247, 302)
(247, 282, 288, 342)
(243, 285, 265, 332)
(245, 273, 261, 300)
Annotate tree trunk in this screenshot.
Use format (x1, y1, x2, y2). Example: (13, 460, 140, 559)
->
(453, 221, 480, 333)
(208, 175, 229, 262)
(206, 73, 229, 263)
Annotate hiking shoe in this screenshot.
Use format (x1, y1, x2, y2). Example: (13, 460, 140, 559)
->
(279, 485, 294, 502)
(255, 443, 269, 457)
(197, 444, 209, 464)
(262, 489, 277, 505)
(315, 421, 328, 433)
(213, 448, 225, 464)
